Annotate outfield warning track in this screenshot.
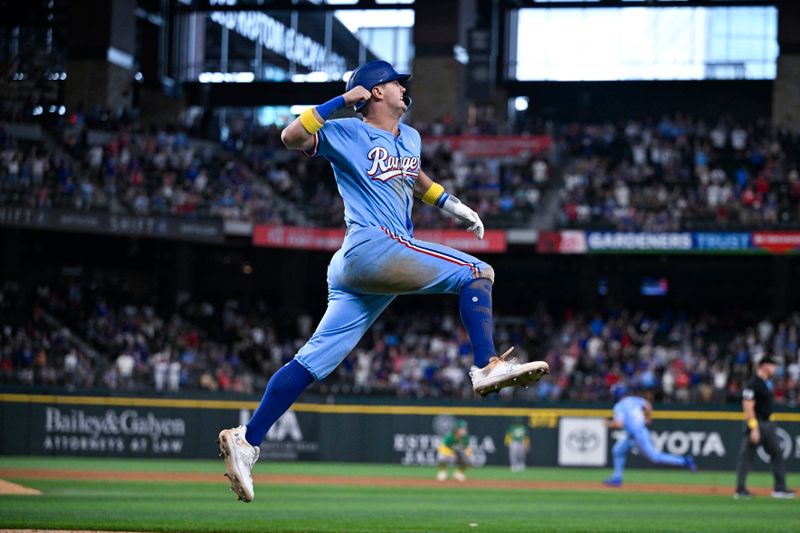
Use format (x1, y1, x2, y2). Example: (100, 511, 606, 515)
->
(0, 468, 767, 497)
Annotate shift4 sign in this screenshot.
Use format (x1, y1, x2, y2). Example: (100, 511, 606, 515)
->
(43, 407, 186, 455)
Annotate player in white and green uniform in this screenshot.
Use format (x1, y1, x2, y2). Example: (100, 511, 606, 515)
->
(505, 421, 530, 472)
(437, 420, 472, 481)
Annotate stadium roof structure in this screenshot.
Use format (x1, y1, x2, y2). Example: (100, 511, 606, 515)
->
(508, 0, 778, 7)
(178, 0, 779, 12)
(178, 0, 419, 13)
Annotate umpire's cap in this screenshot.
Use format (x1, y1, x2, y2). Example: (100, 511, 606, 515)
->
(758, 355, 777, 366)
(346, 60, 411, 112)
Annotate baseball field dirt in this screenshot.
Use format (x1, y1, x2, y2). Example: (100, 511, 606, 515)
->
(0, 480, 41, 496)
(0, 458, 796, 533)
(0, 468, 774, 496)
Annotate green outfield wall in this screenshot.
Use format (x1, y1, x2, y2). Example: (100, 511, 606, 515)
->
(2, 392, 799, 471)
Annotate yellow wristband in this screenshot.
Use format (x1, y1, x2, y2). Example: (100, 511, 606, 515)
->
(300, 108, 324, 134)
(422, 182, 446, 206)
(747, 419, 758, 430)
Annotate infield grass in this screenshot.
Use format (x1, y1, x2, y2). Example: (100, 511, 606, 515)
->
(0, 457, 797, 533)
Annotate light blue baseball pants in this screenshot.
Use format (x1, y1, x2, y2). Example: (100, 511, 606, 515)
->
(612, 425, 687, 480)
(294, 225, 491, 379)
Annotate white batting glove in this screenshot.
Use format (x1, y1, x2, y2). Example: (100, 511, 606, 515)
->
(442, 195, 485, 240)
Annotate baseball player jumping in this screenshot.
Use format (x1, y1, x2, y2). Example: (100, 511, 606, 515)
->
(216, 60, 549, 502)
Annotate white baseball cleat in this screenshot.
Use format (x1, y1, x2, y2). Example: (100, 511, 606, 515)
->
(436, 470, 448, 482)
(217, 425, 260, 503)
(470, 347, 549, 397)
(453, 470, 466, 482)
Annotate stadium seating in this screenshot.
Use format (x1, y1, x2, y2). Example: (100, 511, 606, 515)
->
(2, 282, 797, 406)
(0, 120, 552, 230)
(557, 116, 800, 231)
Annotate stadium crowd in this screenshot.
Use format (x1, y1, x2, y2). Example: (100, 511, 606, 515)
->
(2, 282, 798, 406)
(558, 115, 800, 231)
(0, 121, 302, 226)
(0, 283, 261, 394)
(3, 112, 800, 405)
(6, 111, 800, 233)
(0, 116, 551, 231)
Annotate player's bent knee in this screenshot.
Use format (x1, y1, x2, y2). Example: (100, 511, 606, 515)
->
(479, 265, 495, 284)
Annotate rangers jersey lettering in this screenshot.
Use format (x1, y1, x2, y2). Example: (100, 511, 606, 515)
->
(367, 146, 420, 181)
(305, 117, 422, 238)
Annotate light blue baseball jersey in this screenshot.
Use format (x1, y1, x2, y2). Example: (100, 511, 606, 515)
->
(613, 396, 648, 431)
(295, 116, 489, 380)
(610, 395, 688, 478)
(306, 117, 421, 238)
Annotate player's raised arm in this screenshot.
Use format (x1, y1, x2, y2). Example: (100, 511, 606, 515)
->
(415, 169, 485, 239)
(280, 85, 372, 151)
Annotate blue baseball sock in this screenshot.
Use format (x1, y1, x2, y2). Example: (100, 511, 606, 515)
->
(245, 359, 315, 448)
(459, 278, 495, 368)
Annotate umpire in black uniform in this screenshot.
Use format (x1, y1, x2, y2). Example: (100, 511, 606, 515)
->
(734, 356, 794, 499)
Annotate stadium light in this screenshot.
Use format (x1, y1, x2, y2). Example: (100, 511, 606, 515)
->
(289, 105, 315, 115)
(198, 72, 255, 83)
(291, 71, 331, 82)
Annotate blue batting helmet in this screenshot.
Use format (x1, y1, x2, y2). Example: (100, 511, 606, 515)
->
(345, 60, 411, 112)
(611, 383, 628, 401)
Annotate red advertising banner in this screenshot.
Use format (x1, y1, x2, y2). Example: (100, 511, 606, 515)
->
(752, 231, 800, 254)
(423, 135, 552, 158)
(415, 229, 507, 253)
(252, 225, 344, 251)
(252, 225, 507, 253)
(537, 231, 587, 254)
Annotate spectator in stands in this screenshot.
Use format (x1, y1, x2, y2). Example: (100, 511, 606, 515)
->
(1, 280, 798, 404)
(558, 115, 800, 231)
